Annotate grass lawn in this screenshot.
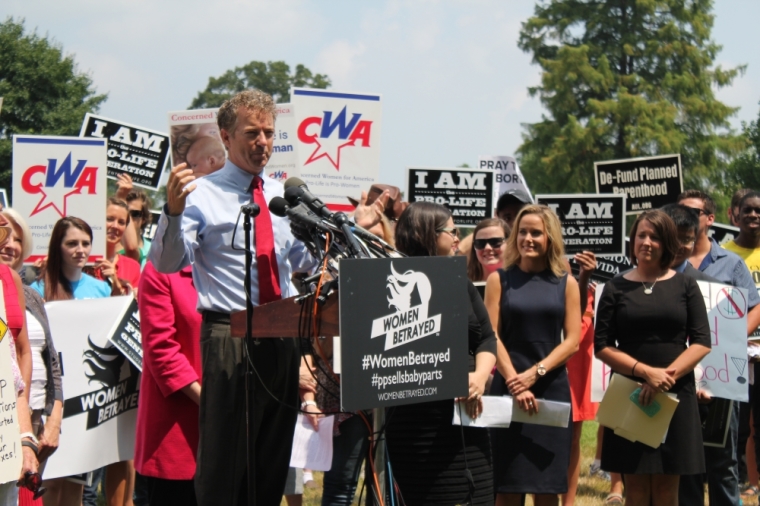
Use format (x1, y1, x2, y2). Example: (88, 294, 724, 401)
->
(282, 421, 760, 506)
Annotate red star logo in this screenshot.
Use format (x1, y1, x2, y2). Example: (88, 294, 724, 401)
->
(303, 137, 357, 171)
(30, 185, 83, 217)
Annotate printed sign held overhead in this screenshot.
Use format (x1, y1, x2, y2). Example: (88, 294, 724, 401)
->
(340, 257, 469, 411)
(478, 155, 533, 207)
(292, 88, 382, 210)
(595, 154, 682, 215)
(407, 167, 494, 227)
(537, 194, 627, 256)
(167, 108, 225, 176)
(80, 114, 169, 190)
(12, 135, 107, 263)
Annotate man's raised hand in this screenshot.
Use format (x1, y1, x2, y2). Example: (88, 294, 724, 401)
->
(166, 163, 197, 216)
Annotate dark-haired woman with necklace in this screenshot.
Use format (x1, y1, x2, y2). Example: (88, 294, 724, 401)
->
(594, 210, 710, 506)
(384, 202, 497, 505)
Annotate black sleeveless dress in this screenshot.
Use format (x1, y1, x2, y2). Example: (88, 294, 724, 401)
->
(385, 281, 497, 505)
(490, 267, 573, 494)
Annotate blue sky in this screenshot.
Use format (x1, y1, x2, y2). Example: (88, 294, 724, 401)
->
(3, 0, 758, 191)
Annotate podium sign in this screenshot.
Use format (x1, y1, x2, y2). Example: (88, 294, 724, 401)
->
(339, 257, 469, 411)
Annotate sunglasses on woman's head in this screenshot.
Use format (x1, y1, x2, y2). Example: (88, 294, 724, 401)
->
(473, 237, 505, 250)
(129, 210, 143, 219)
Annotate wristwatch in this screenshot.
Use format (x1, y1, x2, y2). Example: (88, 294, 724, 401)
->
(536, 363, 547, 377)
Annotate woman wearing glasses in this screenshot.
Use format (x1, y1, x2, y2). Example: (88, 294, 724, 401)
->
(384, 202, 497, 505)
(468, 218, 511, 282)
(85, 198, 141, 296)
(484, 204, 581, 505)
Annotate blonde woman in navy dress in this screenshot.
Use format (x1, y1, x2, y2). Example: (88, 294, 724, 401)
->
(484, 204, 581, 506)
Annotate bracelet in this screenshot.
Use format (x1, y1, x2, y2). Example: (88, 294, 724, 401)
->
(21, 440, 38, 456)
(19, 432, 39, 446)
(301, 400, 317, 409)
(631, 361, 639, 377)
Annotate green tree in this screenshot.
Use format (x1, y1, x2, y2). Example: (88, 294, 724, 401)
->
(516, 0, 744, 194)
(0, 18, 107, 193)
(724, 104, 760, 190)
(189, 61, 331, 108)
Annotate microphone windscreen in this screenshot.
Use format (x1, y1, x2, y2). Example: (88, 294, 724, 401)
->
(283, 177, 307, 190)
(268, 196, 290, 217)
(284, 186, 303, 206)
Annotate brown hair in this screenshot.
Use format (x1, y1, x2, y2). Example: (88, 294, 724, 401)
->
(628, 210, 678, 269)
(394, 202, 451, 257)
(677, 189, 716, 215)
(503, 205, 567, 278)
(125, 190, 152, 231)
(45, 217, 93, 301)
(467, 218, 510, 281)
(217, 90, 278, 135)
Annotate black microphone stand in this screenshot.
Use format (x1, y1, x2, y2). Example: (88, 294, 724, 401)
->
(241, 203, 259, 505)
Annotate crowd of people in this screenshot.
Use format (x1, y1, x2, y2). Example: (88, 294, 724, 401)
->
(1, 87, 760, 506)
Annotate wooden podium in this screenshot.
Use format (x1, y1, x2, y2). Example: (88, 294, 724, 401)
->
(229, 291, 340, 338)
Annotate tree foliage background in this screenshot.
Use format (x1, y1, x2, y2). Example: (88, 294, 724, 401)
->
(516, 0, 745, 208)
(0, 17, 107, 194)
(189, 61, 331, 109)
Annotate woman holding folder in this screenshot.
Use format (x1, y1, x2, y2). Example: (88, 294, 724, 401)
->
(594, 210, 710, 505)
(484, 204, 581, 505)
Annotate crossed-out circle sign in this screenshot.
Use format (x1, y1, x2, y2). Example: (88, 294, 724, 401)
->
(717, 287, 747, 320)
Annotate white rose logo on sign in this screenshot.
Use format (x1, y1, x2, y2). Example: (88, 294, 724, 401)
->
(370, 263, 442, 351)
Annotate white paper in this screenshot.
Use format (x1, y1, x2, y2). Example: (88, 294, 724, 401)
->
(452, 396, 513, 428)
(289, 414, 334, 471)
(511, 399, 572, 428)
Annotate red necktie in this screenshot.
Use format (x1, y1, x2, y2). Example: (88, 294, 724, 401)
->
(252, 176, 282, 304)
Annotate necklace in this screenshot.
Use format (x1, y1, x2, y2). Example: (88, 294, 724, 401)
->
(641, 273, 663, 295)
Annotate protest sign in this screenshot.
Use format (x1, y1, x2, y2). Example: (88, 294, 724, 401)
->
(695, 281, 749, 401)
(595, 154, 682, 214)
(80, 114, 169, 190)
(292, 88, 382, 210)
(109, 298, 142, 371)
(591, 281, 750, 403)
(709, 223, 740, 246)
(143, 210, 162, 242)
(407, 167, 494, 227)
(265, 103, 298, 183)
(12, 135, 107, 263)
(0, 189, 7, 209)
(569, 245, 632, 284)
(0, 283, 22, 484)
(43, 296, 139, 479)
(537, 194, 626, 256)
(478, 155, 533, 208)
(339, 257, 469, 411)
(167, 108, 225, 173)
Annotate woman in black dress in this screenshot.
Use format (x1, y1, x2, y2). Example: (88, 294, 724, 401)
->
(385, 202, 497, 505)
(484, 204, 581, 506)
(594, 210, 711, 505)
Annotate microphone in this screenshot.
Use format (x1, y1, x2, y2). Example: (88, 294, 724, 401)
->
(269, 197, 331, 232)
(284, 177, 333, 220)
(240, 203, 260, 217)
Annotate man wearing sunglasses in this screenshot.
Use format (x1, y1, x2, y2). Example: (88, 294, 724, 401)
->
(675, 190, 760, 506)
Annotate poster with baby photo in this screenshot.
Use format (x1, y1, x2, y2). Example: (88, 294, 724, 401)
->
(80, 114, 170, 191)
(167, 108, 226, 178)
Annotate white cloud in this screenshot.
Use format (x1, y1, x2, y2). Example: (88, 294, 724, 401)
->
(315, 41, 367, 88)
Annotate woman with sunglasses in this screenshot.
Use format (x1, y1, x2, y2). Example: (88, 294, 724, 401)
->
(468, 218, 510, 282)
(0, 214, 41, 503)
(85, 198, 141, 296)
(384, 202, 497, 505)
(484, 204, 581, 505)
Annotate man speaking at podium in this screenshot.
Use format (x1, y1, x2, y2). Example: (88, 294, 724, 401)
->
(150, 90, 316, 505)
